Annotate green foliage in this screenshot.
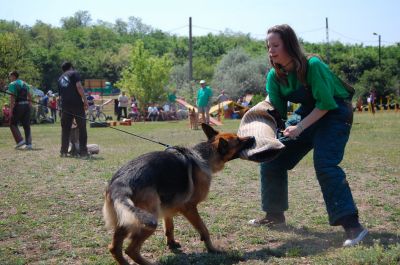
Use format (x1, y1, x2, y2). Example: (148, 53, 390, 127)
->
(116, 40, 172, 107)
(0, 32, 41, 85)
(0, 12, 399, 103)
(358, 68, 396, 97)
(213, 47, 268, 99)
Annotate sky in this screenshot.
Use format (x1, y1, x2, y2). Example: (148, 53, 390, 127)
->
(1, 0, 399, 46)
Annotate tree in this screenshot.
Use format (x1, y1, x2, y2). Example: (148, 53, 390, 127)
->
(358, 68, 395, 98)
(0, 32, 40, 85)
(213, 47, 268, 99)
(116, 40, 172, 107)
(60, 10, 92, 29)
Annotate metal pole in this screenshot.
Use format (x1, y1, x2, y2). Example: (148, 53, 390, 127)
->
(378, 35, 381, 68)
(373, 32, 381, 68)
(326, 17, 330, 64)
(189, 17, 193, 97)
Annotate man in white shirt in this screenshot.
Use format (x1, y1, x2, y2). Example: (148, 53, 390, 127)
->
(117, 91, 129, 121)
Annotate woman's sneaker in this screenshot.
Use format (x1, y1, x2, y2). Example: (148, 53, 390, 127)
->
(15, 140, 25, 148)
(343, 225, 368, 247)
(25, 144, 32, 150)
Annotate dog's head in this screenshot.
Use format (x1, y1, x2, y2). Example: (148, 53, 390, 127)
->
(202, 123, 255, 163)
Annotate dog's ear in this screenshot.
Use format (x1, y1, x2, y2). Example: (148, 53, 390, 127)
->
(202, 123, 219, 139)
(217, 138, 229, 156)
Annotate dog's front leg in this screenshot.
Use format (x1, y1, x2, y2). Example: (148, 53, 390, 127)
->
(163, 216, 181, 249)
(180, 206, 222, 253)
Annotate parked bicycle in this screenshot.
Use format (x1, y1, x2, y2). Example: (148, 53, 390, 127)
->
(86, 104, 106, 122)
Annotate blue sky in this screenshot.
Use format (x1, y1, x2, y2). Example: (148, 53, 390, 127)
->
(1, 0, 398, 46)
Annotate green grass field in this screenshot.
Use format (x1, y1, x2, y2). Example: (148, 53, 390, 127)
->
(0, 112, 399, 265)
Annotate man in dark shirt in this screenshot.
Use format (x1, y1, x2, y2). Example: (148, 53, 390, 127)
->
(57, 62, 88, 157)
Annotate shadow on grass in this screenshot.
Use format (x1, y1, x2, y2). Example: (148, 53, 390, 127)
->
(60, 155, 105, 161)
(157, 226, 400, 265)
(18, 147, 44, 151)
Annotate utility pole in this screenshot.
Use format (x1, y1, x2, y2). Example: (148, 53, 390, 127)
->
(189, 17, 193, 97)
(373, 32, 381, 67)
(326, 17, 330, 64)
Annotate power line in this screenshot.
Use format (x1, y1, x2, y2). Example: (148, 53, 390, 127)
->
(165, 25, 188, 33)
(164, 23, 398, 45)
(192, 25, 222, 33)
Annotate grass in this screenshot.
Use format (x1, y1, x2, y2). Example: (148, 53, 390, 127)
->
(0, 112, 399, 265)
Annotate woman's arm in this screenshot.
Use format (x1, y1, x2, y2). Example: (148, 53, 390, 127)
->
(283, 107, 328, 138)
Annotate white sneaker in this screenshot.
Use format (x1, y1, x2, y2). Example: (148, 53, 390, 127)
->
(343, 226, 368, 247)
(15, 140, 25, 148)
(25, 144, 33, 150)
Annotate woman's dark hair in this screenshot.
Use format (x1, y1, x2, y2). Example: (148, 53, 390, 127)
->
(9, 71, 19, 78)
(266, 24, 308, 86)
(61, 61, 73, 72)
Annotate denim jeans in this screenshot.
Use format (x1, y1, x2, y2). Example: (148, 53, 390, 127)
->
(259, 99, 358, 225)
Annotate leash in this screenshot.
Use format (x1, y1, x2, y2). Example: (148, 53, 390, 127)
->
(0, 89, 171, 148)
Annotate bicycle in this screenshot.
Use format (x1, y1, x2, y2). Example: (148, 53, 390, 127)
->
(86, 104, 107, 122)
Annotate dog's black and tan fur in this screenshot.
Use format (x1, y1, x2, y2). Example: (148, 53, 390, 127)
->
(103, 123, 254, 265)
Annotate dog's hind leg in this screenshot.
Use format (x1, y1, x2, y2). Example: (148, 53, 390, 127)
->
(108, 227, 130, 265)
(125, 227, 156, 265)
(163, 216, 181, 249)
(180, 206, 222, 253)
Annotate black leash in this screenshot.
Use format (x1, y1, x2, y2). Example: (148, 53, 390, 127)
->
(1, 89, 171, 148)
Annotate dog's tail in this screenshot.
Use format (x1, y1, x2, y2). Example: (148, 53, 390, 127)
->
(103, 190, 158, 232)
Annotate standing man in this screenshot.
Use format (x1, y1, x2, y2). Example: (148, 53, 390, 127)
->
(196, 80, 213, 125)
(57, 62, 88, 157)
(168, 90, 177, 112)
(8, 71, 33, 150)
(86, 91, 96, 121)
(117, 91, 129, 121)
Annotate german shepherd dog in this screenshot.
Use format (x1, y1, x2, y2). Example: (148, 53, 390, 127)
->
(103, 123, 254, 265)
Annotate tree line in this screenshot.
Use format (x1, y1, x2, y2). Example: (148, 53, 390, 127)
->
(1, 10, 399, 108)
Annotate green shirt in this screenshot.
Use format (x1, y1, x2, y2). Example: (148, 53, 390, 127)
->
(266, 57, 349, 119)
(168, 93, 177, 103)
(196, 86, 213, 107)
(8, 79, 32, 99)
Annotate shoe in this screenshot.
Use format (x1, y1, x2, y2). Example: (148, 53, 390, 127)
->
(15, 140, 25, 148)
(25, 144, 32, 150)
(60, 152, 68, 157)
(343, 226, 368, 247)
(248, 213, 286, 227)
(79, 152, 90, 159)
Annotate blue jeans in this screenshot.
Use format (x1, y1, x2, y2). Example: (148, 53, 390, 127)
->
(259, 100, 358, 225)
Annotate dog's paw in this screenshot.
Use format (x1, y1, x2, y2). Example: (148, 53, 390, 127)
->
(206, 245, 224, 254)
(167, 240, 181, 249)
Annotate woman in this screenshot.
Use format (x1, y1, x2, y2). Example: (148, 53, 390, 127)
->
(249, 24, 367, 247)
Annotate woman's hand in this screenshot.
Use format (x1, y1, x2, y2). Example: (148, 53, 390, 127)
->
(283, 125, 303, 139)
(283, 108, 328, 139)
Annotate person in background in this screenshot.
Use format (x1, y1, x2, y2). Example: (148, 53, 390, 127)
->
(37, 92, 50, 121)
(2, 103, 11, 126)
(168, 90, 177, 112)
(57, 61, 88, 157)
(7, 71, 33, 150)
(117, 91, 129, 121)
(249, 24, 367, 247)
(196, 80, 213, 125)
(57, 96, 62, 120)
(128, 102, 140, 121)
(86, 91, 96, 121)
(49, 95, 58, 122)
(216, 90, 229, 104)
(369, 88, 376, 114)
(147, 103, 159, 121)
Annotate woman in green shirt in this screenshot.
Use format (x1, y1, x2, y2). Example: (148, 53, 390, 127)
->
(249, 24, 367, 247)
